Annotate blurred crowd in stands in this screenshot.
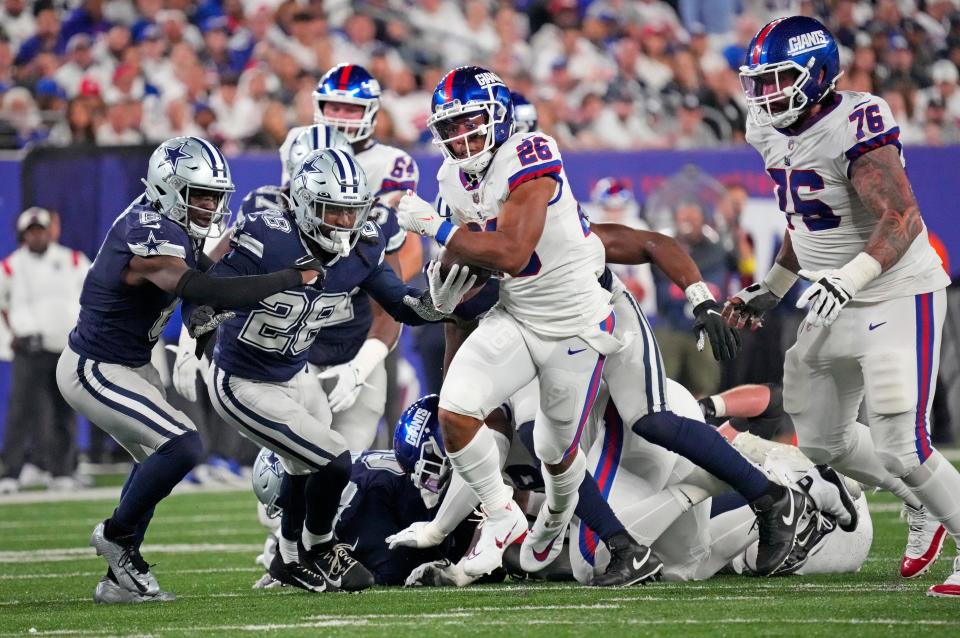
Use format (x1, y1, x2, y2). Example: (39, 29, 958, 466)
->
(2, 0, 960, 152)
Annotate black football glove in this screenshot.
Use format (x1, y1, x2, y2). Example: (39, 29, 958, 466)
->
(187, 305, 235, 359)
(693, 299, 742, 361)
(290, 254, 327, 288)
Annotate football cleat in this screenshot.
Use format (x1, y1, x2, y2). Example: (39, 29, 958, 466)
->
(591, 532, 663, 587)
(462, 500, 528, 577)
(267, 549, 332, 593)
(520, 497, 578, 573)
(773, 506, 838, 576)
(93, 572, 175, 604)
(796, 465, 858, 532)
(901, 504, 946, 578)
(927, 556, 960, 598)
(305, 542, 374, 592)
(252, 572, 283, 589)
(90, 521, 159, 596)
(751, 486, 806, 576)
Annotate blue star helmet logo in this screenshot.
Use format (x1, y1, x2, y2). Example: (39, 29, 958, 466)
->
(294, 156, 323, 181)
(259, 452, 282, 478)
(139, 231, 169, 255)
(162, 142, 191, 172)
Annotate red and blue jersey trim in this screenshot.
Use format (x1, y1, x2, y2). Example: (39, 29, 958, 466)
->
(578, 402, 625, 565)
(377, 180, 417, 195)
(507, 159, 562, 192)
(914, 292, 935, 463)
(845, 127, 901, 177)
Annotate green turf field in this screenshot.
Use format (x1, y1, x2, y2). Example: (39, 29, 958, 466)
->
(0, 487, 957, 637)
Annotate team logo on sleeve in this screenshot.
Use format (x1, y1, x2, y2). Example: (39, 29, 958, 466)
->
(138, 231, 170, 255)
(787, 30, 828, 56)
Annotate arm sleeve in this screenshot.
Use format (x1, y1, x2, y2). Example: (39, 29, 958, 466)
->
(360, 260, 433, 326)
(175, 268, 302, 310)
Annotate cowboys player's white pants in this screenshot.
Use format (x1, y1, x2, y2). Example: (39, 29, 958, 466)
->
(785, 290, 945, 478)
(603, 274, 669, 425)
(439, 306, 613, 465)
(207, 364, 346, 475)
(57, 347, 197, 462)
(309, 361, 386, 453)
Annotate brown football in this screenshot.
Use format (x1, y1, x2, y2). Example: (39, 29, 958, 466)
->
(436, 247, 494, 290)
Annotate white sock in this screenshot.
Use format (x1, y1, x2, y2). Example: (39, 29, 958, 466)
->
(544, 452, 586, 516)
(824, 422, 922, 509)
(278, 536, 299, 563)
(902, 451, 960, 541)
(301, 528, 333, 552)
(447, 426, 513, 512)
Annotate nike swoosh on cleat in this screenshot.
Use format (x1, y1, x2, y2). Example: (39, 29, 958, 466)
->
(495, 521, 519, 549)
(631, 555, 649, 571)
(291, 575, 325, 592)
(532, 532, 562, 562)
(782, 492, 796, 526)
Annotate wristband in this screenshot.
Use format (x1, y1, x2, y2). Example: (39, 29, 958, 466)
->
(435, 220, 459, 246)
(352, 338, 390, 384)
(840, 252, 882, 292)
(684, 281, 715, 308)
(762, 263, 799, 298)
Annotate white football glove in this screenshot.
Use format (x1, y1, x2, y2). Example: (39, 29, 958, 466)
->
(427, 260, 476, 314)
(397, 190, 458, 244)
(166, 325, 206, 402)
(404, 558, 477, 587)
(385, 520, 446, 549)
(795, 253, 881, 328)
(317, 339, 388, 413)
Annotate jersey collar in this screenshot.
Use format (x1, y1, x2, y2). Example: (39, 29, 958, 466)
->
(774, 92, 843, 137)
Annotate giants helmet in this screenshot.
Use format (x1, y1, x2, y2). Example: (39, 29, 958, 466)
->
(142, 136, 235, 238)
(739, 16, 841, 128)
(313, 64, 382, 144)
(427, 66, 514, 175)
(393, 394, 450, 494)
(511, 91, 538, 134)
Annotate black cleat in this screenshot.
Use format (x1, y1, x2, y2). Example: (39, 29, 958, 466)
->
(773, 506, 838, 576)
(267, 550, 333, 593)
(751, 485, 806, 576)
(590, 532, 663, 587)
(306, 542, 374, 592)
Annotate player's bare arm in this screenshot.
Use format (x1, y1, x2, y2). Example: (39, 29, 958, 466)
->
(851, 145, 924, 271)
(442, 177, 552, 275)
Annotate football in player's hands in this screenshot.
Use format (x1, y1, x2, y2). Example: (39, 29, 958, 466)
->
(436, 247, 494, 293)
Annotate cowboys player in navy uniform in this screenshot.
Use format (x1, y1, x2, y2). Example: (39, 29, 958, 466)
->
(205, 148, 475, 593)
(56, 136, 325, 604)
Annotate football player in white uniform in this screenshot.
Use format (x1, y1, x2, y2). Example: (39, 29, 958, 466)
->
(398, 66, 808, 578)
(727, 16, 960, 597)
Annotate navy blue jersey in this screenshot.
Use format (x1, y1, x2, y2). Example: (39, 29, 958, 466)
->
(211, 203, 423, 382)
(69, 195, 199, 367)
(336, 451, 474, 586)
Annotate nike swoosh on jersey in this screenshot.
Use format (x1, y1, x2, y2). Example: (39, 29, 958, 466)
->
(567, 347, 587, 355)
(868, 322, 887, 330)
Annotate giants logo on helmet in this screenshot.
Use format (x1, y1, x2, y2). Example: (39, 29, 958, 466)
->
(476, 72, 505, 88)
(404, 407, 431, 446)
(786, 30, 829, 56)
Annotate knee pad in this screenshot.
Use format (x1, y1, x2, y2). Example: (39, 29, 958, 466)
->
(539, 375, 578, 425)
(863, 351, 917, 416)
(876, 447, 921, 479)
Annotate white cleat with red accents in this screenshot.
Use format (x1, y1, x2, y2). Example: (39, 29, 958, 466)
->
(519, 496, 579, 573)
(461, 500, 528, 577)
(900, 504, 946, 578)
(928, 557, 960, 598)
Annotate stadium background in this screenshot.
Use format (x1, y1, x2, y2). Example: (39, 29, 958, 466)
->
(2, 0, 960, 454)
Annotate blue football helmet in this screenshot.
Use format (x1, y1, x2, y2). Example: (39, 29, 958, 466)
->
(313, 64, 382, 143)
(591, 177, 637, 212)
(511, 91, 538, 134)
(427, 66, 514, 175)
(393, 394, 450, 494)
(739, 16, 841, 128)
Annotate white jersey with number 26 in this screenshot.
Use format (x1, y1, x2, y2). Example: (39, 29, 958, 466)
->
(746, 91, 949, 302)
(437, 131, 612, 339)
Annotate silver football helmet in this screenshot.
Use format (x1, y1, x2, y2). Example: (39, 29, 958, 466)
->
(142, 136, 235, 239)
(290, 148, 373, 259)
(283, 125, 353, 185)
(252, 447, 285, 519)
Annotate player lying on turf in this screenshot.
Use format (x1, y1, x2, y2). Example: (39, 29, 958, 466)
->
(701, 382, 948, 579)
(56, 136, 326, 604)
(727, 15, 960, 598)
(202, 148, 476, 593)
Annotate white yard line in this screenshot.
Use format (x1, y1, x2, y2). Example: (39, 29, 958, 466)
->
(0, 513, 256, 529)
(0, 483, 247, 505)
(0, 566, 262, 580)
(0, 543, 263, 563)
